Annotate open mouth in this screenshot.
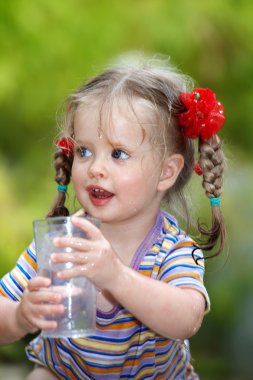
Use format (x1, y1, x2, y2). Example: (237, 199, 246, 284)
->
(91, 188, 113, 199)
(87, 186, 114, 206)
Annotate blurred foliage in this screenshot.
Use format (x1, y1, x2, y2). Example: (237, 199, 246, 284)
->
(0, 0, 253, 379)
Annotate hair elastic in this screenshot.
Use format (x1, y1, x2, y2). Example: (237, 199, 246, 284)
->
(210, 197, 220, 206)
(57, 184, 68, 193)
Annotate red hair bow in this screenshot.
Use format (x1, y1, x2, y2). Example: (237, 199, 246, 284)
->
(193, 161, 203, 176)
(178, 88, 225, 140)
(56, 137, 74, 158)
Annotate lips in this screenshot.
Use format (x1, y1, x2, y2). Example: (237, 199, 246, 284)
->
(86, 185, 114, 206)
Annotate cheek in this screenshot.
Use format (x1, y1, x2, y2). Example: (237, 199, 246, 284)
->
(125, 167, 161, 199)
(71, 164, 85, 192)
(116, 167, 142, 186)
(117, 171, 147, 198)
(71, 167, 78, 186)
(120, 162, 157, 184)
(71, 160, 85, 179)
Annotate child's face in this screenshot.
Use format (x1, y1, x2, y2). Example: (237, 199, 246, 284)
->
(71, 99, 166, 224)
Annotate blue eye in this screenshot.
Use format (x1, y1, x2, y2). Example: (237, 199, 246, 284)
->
(112, 149, 129, 160)
(78, 147, 92, 158)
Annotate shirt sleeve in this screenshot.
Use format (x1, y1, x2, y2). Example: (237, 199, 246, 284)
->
(0, 241, 37, 301)
(157, 237, 210, 313)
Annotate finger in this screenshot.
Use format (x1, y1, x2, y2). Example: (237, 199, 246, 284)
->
(57, 262, 95, 280)
(28, 289, 63, 304)
(53, 236, 94, 251)
(51, 251, 90, 265)
(27, 276, 51, 291)
(30, 316, 58, 331)
(31, 303, 65, 317)
(71, 216, 101, 240)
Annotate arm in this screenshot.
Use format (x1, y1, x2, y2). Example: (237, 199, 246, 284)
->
(53, 217, 207, 340)
(0, 296, 26, 344)
(106, 265, 205, 339)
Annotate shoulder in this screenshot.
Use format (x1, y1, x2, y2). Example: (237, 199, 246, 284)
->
(154, 210, 204, 267)
(159, 210, 195, 249)
(0, 242, 37, 300)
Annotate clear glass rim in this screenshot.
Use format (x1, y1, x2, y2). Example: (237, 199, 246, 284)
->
(33, 214, 100, 227)
(33, 215, 72, 224)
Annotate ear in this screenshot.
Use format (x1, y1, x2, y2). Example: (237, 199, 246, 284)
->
(157, 154, 184, 192)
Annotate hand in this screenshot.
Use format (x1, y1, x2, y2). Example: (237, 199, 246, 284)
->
(51, 216, 124, 292)
(15, 276, 64, 335)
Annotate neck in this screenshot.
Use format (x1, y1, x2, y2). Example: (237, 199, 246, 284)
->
(100, 209, 160, 263)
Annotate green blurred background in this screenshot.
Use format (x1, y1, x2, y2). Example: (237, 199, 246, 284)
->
(0, 0, 253, 379)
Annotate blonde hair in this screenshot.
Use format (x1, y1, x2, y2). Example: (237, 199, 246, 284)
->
(48, 57, 226, 259)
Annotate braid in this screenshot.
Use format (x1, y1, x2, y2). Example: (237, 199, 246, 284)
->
(196, 134, 226, 258)
(47, 149, 73, 217)
(200, 135, 224, 198)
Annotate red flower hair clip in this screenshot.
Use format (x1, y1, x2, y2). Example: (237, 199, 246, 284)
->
(178, 88, 225, 140)
(56, 137, 74, 158)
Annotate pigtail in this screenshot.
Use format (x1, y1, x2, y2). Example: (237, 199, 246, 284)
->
(196, 134, 226, 258)
(47, 148, 73, 217)
(178, 87, 226, 259)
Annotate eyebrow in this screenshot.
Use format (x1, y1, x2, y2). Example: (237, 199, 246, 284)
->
(75, 130, 144, 154)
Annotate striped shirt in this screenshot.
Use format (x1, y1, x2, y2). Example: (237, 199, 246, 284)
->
(0, 210, 210, 379)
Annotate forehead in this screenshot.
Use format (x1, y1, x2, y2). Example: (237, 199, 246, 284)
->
(74, 97, 157, 144)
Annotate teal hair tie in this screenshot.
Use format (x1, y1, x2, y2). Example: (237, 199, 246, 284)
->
(57, 184, 68, 193)
(210, 197, 220, 206)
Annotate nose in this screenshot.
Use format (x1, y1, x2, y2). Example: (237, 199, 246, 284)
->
(88, 156, 108, 179)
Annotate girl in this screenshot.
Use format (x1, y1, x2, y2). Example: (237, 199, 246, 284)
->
(0, 57, 226, 379)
